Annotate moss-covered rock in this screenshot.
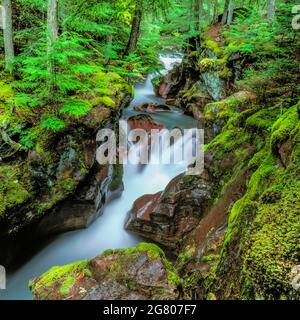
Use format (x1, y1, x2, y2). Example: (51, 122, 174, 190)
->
(30, 243, 181, 300)
(0, 165, 31, 217)
(201, 103, 300, 300)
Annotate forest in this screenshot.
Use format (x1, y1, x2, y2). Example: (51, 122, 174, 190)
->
(0, 0, 299, 301)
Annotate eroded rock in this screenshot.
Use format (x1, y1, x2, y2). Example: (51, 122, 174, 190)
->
(126, 172, 216, 249)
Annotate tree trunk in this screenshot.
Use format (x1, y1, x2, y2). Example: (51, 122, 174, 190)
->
(221, 0, 229, 25)
(227, 0, 234, 25)
(2, 0, 14, 70)
(194, 0, 200, 32)
(213, 0, 219, 23)
(124, 0, 142, 56)
(268, 0, 276, 22)
(47, 0, 58, 99)
(207, 0, 211, 24)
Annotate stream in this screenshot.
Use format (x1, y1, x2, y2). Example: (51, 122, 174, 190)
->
(0, 54, 198, 300)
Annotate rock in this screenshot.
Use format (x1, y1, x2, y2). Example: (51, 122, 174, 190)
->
(29, 243, 180, 300)
(0, 89, 131, 268)
(278, 139, 293, 168)
(134, 103, 171, 113)
(126, 172, 215, 249)
(35, 163, 124, 237)
(127, 115, 164, 132)
(83, 107, 111, 129)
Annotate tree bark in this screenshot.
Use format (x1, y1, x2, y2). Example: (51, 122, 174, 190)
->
(207, 0, 211, 24)
(2, 0, 14, 70)
(47, 0, 58, 99)
(47, 0, 58, 50)
(194, 0, 200, 32)
(213, 0, 219, 23)
(221, 0, 229, 25)
(268, 0, 276, 22)
(124, 0, 142, 56)
(227, 0, 234, 25)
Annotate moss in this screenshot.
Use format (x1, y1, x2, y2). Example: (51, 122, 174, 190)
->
(207, 292, 217, 300)
(271, 104, 300, 150)
(242, 180, 300, 298)
(109, 164, 124, 192)
(246, 106, 281, 132)
(0, 81, 14, 102)
(217, 111, 300, 299)
(99, 96, 116, 108)
(205, 39, 223, 57)
(204, 94, 252, 124)
(30, 259, 91, 295)
(31, 243, 182, 299)
(207, 127, 251, 160)
(177, 245, 195, 268)
(219, 67, 232, 79)
(198, 58, 218, 73)
(0, 165, 30, 217)
(60, 277, 76, 297)
(102, 243, 181, 286)
(201, 255, 219, 263)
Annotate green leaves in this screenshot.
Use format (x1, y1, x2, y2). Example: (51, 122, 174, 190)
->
(60, 99, 92, 116)
(40, 115, 65, 132)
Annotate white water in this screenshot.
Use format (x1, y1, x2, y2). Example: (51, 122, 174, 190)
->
(0, 54, 198, 300)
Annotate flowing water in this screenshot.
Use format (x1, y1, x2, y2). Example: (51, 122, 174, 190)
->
(0, 54, 198, 300)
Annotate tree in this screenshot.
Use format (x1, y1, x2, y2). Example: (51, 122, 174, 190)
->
(207, 0, 211, 24)
(2, 0, 14, 70)
(194, 0, 200, 32)
(268, 0, 276, 22)
(124, 0, 171, 56)
(213, 0, 219, 23)
(227, 0, 234, 25)
(47, 0, 58, 98)
(221, 0, 229, 25)
(124, 0, 143, 56)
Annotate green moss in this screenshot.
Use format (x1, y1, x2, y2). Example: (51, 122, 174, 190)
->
(271, 104, 299, 150)
(102, 243, 181, 286)
(177, 245, 195, 268)
(246, 106, 281, 131)
(204, 94, 252, 124)
(219, 67, 232, 79)
(0, 165, 30, 217)
(60, 277, 76, 297)
(198, 58, 218, 73)
(201, 254, 219, 263)
(218, 111, 300, 299)
(242, 179, 300, 298)
(0, 81, 14, 102)
(205, 39, 223, 57)
(207, 127, 251, 159)
(109, 164, 124, 192)
(99, 96, 116, 108)
(30, 259, 91, 296)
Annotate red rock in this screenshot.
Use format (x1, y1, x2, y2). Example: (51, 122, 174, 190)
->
(135, 103, 170, 113)
(127, 115, 164, 132)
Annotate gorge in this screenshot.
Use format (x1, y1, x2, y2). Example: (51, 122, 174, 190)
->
(0, 0, 299, 302)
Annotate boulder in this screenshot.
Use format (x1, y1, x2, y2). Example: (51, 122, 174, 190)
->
(126, 171, 215, 249)
(134, 103, 171, 113)
(128, 115, 164, 132)
(29, 243, 180, 300)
